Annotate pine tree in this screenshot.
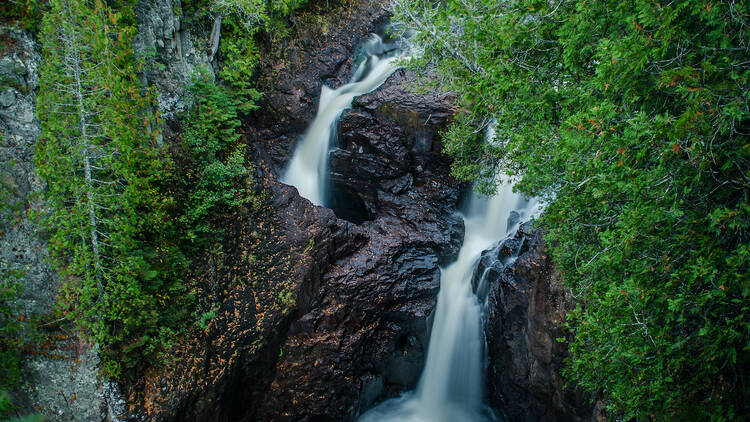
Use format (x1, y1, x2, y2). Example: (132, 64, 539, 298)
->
(37, 0, 189, 378)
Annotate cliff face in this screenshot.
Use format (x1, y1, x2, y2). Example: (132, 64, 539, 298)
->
(479, 224, 606, 422)
(123, 0, 466, 420)
(0, 25, 123, 421)
(134, 0, 214, 121)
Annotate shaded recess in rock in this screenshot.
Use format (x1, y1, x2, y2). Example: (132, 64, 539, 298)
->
(328, 177, 373, 224)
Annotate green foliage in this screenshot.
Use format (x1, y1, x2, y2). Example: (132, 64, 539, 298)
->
(0, 151, 24, 394)
(179, 72, 252, 246)
(36, 0, 191, 379)
(196, 306, 218, 330)
(181, 0, 310, 110)
(0, 269, 23, 391)
(395, 0, 750, 419)
(216, 14, 263, 110)
(0, 390, 44, 422)
(0, 0, 47, 31)
(29, 0, 307, 385)
(214, 0, 308, 106)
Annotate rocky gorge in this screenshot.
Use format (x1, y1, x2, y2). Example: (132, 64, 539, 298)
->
(2, 0, 602, 421)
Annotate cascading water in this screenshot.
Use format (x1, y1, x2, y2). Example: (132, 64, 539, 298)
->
(359, 127, 541, 422)
(282, 33, 401, 205)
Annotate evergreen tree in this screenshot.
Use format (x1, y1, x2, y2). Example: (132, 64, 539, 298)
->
(393, 0, 750, 419)
(179, 72, 250, 247)
(37, 0, 189, 377)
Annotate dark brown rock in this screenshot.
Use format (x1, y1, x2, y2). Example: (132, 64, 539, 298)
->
(483, 224, 606, 422)
(125, 1, 465, 420)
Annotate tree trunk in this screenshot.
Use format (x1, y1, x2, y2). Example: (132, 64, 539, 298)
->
(61, 6, 103, 294)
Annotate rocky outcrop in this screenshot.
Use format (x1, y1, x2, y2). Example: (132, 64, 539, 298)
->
(253, 83, 463, 417)
(330, 69, 457, 229)
(480, 224, 605, 422)
(134, 0, 214, 120)
(252, 177, 460, 421)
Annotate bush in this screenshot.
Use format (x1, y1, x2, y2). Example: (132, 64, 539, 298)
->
(179, 72, 252, 246)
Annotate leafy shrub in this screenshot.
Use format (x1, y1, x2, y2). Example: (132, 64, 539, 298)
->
(179, 71, 252, 246)
(0, 0, 47, 31)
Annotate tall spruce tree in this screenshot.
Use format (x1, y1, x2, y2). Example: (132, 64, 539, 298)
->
(37, 0, 189, 377)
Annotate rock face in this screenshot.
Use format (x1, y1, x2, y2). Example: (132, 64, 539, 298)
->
(134, 0, 214, 121)
(253, 83, 463, 417)
(125, 1, 465, 421)
(480, 224, 605, 422)
(329, 69, 457, 229)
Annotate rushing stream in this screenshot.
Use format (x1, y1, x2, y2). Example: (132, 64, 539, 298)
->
(282, 33, 401, 205)
(359, 126, 541, 422)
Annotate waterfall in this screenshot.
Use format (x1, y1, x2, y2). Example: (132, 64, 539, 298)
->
(282, 34, 401, 205)
(358, 126, 541, 422)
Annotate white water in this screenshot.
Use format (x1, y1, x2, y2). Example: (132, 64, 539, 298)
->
(359, 126, 541, 422)
(282, 34, 400, 205)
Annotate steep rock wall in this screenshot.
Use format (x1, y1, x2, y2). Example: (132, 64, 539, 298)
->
(122, 0, 466, 421)
(480, 225, 606, 422)
(0, 25, 119, 422)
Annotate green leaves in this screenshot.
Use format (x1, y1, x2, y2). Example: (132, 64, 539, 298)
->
(179, 72, 252, 247)
(36, 0, 191, 380)
(0, 0, 47, 31)
(395, 0, 750, 419)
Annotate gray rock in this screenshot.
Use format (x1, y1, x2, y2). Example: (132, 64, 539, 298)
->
(17, 347, 107, 422)
(134, 0, 214, 122)
(0, 89, 16, 107)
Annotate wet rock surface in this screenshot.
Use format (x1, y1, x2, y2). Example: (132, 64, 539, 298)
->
(330, 69, 457, 229)
(481, 224, 605, 422)
(244, 5, 466, 419)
